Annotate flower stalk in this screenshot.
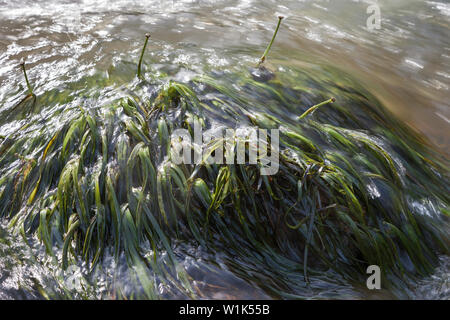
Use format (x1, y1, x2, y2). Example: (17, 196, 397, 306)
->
(258, 16, 284, 66)
(137, 33, 151, 79)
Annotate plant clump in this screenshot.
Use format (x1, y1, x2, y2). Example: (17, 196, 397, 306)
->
(0, 28, 448, 299)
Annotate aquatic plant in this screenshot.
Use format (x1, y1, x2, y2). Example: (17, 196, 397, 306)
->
(298, 97, 335, 120)
(20, 61, 34, 96)
(0, 29, 448, 299)
(137, 33, 151, 79)
(259, 16, 284, 66)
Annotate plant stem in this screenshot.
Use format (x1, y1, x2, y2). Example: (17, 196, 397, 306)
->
(297, 97, 336, 120)
(258, 16, 284, 66)
(137, 33, 151, 79)
(20, 61, 33, 95)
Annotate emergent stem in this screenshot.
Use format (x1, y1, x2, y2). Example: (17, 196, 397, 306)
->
(137, 33, 151, 79)
(258, 16, 284, 66)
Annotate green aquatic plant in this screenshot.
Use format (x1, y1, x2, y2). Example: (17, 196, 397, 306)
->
(1, 62, 38, 123)
(20, 60, 34, 95)
(298, 97, 336, 120)
(0, 31, 449, 299)
(259, 16, 284, 66)
(137, 33, 151, 79)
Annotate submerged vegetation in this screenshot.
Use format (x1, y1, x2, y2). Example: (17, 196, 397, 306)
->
(0, 18, 449, 299)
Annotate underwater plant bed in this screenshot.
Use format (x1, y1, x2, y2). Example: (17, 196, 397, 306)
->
(0, 27, 449, 299)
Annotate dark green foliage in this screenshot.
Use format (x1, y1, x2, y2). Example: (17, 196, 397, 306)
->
(0, 60, 448, 299)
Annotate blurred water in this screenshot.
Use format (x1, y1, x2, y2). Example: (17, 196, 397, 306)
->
(0, 0, 449, 299)
(0, 0, 448, 151)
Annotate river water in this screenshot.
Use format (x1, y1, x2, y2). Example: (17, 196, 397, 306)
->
(0, 0, 449, 299)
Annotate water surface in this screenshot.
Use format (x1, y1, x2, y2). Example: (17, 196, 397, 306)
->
(0, 0, 449, 299)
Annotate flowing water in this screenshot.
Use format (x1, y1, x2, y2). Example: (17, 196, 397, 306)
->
(0, 0, 449, 299)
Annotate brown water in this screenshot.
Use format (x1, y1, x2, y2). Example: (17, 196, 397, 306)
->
(0, 0, 449, 299)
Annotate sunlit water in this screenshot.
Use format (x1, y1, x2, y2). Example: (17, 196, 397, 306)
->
(0, 0, 449, 299)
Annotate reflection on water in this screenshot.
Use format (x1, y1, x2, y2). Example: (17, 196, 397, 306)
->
(0, 0, 449, 299)
(0, 0, 449, 152)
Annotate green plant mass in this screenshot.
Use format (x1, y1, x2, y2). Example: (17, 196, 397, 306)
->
(0, 32, 448, 299)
